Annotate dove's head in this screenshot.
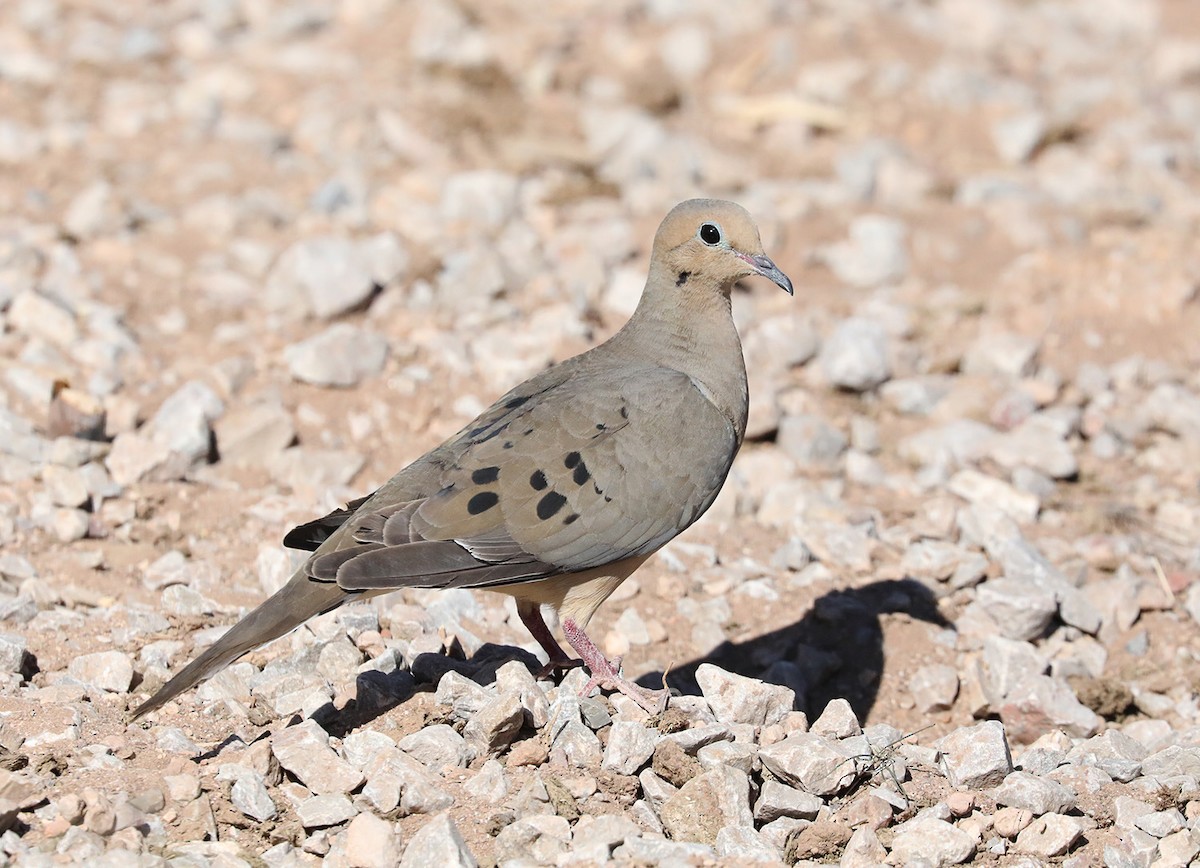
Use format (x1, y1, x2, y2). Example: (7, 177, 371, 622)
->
(651, 199, 793, 296)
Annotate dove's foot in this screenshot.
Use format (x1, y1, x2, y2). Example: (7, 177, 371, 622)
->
(517, 601, 581, 678)
(561, 617, 670, 715)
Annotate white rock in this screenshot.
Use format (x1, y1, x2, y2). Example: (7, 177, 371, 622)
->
(696, 663, 795, 727)
(163, 774, 200, 803)
(214, 403, 296, 466)
(602, 721, 658, 775)
(714, 825, 779, 862)
(999, 674, 1102, 741)
(810, 698, 862, 738)
(695, 738, 755, 776)
(992, 770, 1077, 816)
(397, 724, 471, 771)
(910, 664, 959, 713)
(975, 577, 1058, 642)
(264, 237, 380, 319)
(752, 779, 822, 822)
(947, 469, 1039, 523)
(842, 824, 888, 867)
(271, 720, 364, 796)
(217, 765, 277, 822)
(361, 745, 454, 815)
(147, 380, 224, 462)
(962, 332, 1040, 378)
(889, 816, 975, 866)
(980, 636, 1048, 706)
(463, 759, 508, 801)
(7, 291, 79, 346)
(616, 837, 715, 863)
(494, 814, 571, 864)
(1014, 812, 1084, 857)
(824, 215, 909, 287)
(936, 721, 1013, 789)
(440, 170, 520, 233)
(0, 634, 29, 675)
(776, 414, 848, 467)
(284, 324, 389, 388)
(41, 465, 91, 508)
(296, 793, 357, 829)
(758, 731, 861, 795)
(64, 181, 122, 239)
(817, 317, 891, 391)
(991, 112, 1048, 164)
(462, 690, 524, 752)
(1133, 808, 1184, 838)
(989, 415, 1079, 480)
(68, 650, 134, 693)
(399, 813, 478, 868)
(1156, 828, 1200, 866)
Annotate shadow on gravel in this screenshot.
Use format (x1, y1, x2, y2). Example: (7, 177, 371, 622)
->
(321, 644, 546, 737)
(637, 578, 952, 722)
(318, 578, 950, 733)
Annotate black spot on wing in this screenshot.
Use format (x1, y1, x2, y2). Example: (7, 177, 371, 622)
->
(572, 461, 590, 486)
(564, 452, 581, 469)
(563, 513, 579, 525)
(467, 491, 499, 515)
(505, 395, 529, 409)
(529, 470, 548, 490)
(471, 466, 500, 485)
(536, 491, 567, 520)
(468, 421, 510, 443)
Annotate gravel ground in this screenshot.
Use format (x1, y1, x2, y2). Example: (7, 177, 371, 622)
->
(2, 0, 1200, 865)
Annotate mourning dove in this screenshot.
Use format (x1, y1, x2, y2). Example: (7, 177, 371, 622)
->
(133, 199, 792, 719)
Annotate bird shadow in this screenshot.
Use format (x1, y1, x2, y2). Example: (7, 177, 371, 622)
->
(637, 577, 952, 722)
(318, 577, 949, 733)
(318, 643, 546, 738)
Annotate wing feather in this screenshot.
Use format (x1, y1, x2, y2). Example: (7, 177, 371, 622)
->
(292, 362, 737, 595)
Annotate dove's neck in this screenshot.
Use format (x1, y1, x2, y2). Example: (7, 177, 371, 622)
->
(615, 267, 749, 440)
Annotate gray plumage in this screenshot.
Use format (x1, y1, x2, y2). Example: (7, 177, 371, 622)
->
(132, 198, 792, 719)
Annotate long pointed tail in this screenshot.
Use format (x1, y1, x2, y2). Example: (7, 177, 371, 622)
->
(131, 573, 348, 719)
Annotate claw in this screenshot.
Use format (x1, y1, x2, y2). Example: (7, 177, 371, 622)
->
(598, 677, 669, 715)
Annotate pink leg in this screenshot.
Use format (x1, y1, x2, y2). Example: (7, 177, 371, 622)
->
(517, 602, 583, 678)
(561, 617, 669, 714)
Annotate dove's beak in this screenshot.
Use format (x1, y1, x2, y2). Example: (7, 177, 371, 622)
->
(742, 253, 794, 295)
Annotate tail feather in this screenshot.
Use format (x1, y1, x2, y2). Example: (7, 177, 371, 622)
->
(130, 573, 348, 719)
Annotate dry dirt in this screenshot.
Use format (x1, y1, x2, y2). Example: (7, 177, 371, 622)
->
(2, 0, 1200, 864)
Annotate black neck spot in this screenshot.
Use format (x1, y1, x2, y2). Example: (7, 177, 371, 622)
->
(676, 271, 690, 286)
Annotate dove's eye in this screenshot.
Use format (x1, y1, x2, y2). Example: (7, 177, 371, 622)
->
(699, 223, 722, 245)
